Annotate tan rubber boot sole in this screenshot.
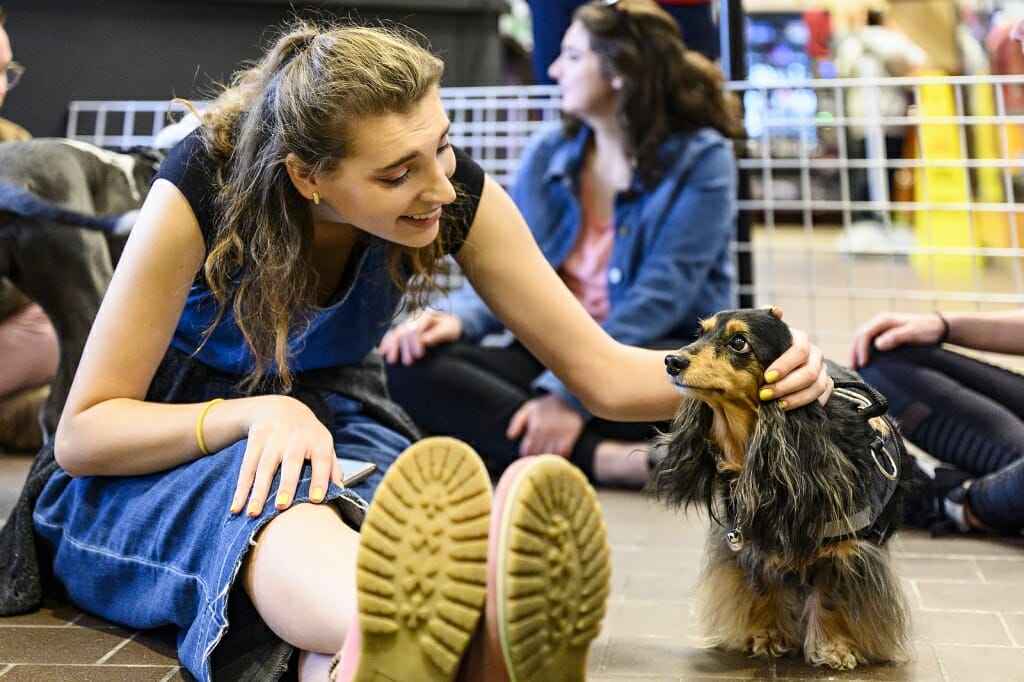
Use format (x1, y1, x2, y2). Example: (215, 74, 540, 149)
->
(351, 436, 492, 682)
(491, 455, 612, 681)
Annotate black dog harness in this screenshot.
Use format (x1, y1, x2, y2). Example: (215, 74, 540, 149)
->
(821, 378, 905, 544)
(722, 378, 905, 552)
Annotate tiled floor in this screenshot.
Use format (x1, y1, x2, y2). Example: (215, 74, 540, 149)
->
(1, 451, 1023, 681)
(2, 226, 1023, 679)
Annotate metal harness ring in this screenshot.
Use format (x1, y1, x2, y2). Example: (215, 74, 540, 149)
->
(871, 444, 899, 481)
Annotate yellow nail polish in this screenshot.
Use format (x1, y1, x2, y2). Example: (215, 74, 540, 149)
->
(764, 369, 779, 384)
(230, 502, 241, 515)
(311, 486, 324, 503)
(779, 400, 788, 410)
(759, 388, 774, 401)
(247, 500, 261, 516)
(275, 492, 290, 508)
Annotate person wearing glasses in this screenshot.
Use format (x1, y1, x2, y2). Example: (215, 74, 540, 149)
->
(382, 0, 770, 488)
(0, 4, 58, 453)
(0, 6, 27, 143)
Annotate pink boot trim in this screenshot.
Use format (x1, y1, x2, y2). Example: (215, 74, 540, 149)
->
(486, 455, 612, 682)
(327, 621, 361, 682)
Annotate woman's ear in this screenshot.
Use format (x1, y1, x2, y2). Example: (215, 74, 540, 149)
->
(284, 152, 318, 201)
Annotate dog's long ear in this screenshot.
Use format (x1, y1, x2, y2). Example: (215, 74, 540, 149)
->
(734, 402, 859, 564)
(647, 398, 720, 517)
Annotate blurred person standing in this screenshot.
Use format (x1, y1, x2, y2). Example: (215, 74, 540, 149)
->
(834, 5, 926, 226)
(525, 0, 717, 85)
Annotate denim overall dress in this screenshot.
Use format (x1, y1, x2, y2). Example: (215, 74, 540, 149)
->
(28, 134, 483, 681)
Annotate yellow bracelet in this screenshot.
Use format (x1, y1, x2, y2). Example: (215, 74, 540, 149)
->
(196, 398, 224, 456)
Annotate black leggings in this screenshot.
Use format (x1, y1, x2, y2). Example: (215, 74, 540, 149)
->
(860, 346, 1024, 532)
(385, 340, 672, 481)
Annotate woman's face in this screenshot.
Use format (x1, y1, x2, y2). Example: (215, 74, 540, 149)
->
(548, 21, 618, 121)
(311, 88, 457, 249)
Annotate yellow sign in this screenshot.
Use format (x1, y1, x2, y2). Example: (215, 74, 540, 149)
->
(912, 70, 982, 279)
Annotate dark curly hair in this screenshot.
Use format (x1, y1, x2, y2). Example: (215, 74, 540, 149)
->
(566, 0, 744, 188)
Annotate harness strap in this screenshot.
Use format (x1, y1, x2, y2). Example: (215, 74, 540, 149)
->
(822, 382, 904, 543)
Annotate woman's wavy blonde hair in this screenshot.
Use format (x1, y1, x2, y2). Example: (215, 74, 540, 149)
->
(194, 20, 452, 391)
(567, 0, 745, 187)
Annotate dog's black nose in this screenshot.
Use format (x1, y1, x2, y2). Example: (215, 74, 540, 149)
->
(664, 354, 688, 376)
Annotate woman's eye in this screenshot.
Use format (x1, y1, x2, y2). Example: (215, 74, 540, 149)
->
(728, 335, 750, 353)
(381, 170, 410, 186)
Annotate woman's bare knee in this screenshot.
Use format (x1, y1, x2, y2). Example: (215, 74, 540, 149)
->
(244, 502, 361, 654)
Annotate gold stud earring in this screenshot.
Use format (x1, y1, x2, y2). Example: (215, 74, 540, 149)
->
(312, 191, 321, 206)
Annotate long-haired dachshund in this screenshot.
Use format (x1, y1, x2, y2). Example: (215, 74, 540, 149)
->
(649, 308, 912, 670)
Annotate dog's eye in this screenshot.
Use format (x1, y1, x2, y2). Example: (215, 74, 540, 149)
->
(727, 335, 751, 353)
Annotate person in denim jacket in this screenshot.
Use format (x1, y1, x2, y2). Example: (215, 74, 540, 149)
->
(382, 0, 746, 487)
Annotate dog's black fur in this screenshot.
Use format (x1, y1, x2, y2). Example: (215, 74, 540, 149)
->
(0, 138, 162, 438)
(649, 308, 913, 670)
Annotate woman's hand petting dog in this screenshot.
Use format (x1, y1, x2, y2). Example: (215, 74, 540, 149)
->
(762, 307, 833, 410)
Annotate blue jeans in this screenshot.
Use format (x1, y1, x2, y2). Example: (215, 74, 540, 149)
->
(33, 389, 410, 681)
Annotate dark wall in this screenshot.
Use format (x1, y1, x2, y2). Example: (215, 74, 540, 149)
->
(1, 0, 506, 138)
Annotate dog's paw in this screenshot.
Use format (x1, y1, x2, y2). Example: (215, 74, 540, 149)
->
(748, 629, 793, 658)
(806, 640, 861, 670)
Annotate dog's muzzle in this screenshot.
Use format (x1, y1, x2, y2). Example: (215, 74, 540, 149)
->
(665, 353, 689, 377)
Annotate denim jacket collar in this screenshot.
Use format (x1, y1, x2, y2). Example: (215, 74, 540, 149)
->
(544, 124, 645, 195)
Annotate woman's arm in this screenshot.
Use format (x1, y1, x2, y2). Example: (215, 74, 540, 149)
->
(55, 180, 242, 475)
(850, 308, 1024, 368)
(938, 309, 1024, 354)
(54, 180, 338, 511)
(456, 175, 826, 421)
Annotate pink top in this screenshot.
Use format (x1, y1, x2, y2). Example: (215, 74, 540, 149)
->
(558, 167, 613, 323)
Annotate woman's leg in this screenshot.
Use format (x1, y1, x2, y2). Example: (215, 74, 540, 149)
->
(861, 346, 1024, 532)
(243, 503, 360, 656)
(388, 339, 671, 486)
(577, 420, 661, 488)
(386, 341, 542, 472)
(243, 437, 495, 682)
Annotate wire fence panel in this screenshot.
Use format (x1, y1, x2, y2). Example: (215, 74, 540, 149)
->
(66, 76, 1024, 365)
(730, 73, 1024, 363)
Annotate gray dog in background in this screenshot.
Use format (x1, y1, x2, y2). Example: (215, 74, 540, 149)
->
(0, 138, 162, 440)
